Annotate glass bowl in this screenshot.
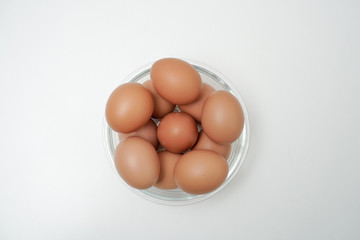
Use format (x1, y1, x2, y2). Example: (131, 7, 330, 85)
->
(103, 59, 250, 206)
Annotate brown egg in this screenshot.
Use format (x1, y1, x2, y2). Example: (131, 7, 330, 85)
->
(157, 112, 198, 153)
(150, 58, 202, 105)
(201, 90, 244, 144)
(114, 137, 160, 189)
(174, 150, 228, 194)
(193, 130, 231, 160)
(106, 83, 154, 133)
(155, 151, 182, 189)
(143, 80, 175, 118)
(179, 83, 215, 122)
(118, 119, 159, 149)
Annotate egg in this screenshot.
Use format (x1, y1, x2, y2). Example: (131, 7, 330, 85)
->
(157, 112, 198, 153)
(106, 83, 154, 133)
(179, 83, 215, 122)
(114, 137, 160, 189)
(201, 90, 244, 144)
(174, 150, 228, 194)
(150, 58, 202, 105)
(193, 130, 231, 160)
(118, 119, 159, 149)
(143, 80, 175, 118)
(155, 151, 182, 189)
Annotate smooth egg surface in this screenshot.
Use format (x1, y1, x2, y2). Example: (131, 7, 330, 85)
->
(106, 83, 154, 133)
(143, 80, 175, 118)
(179, 83, 215, 122)
(201, 90, 244, 144)
(155, 151, 182, 190)
(157, 112, 198, 153)
(174, 150, 229, 195)
(114, 137, 160, 189)
(118, 119, 159, 149)
(150, 58, 202, 105)
(193, 130, 231, 160)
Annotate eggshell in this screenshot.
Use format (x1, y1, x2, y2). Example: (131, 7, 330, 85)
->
(114, 137, 160, 189)
(179, 83, 215, 122)
(174, 150, 228, 194)
(143, 80, 175, 118)
(201, 90, 244, 144)
(157, 112, 198, 153)
(106, 83, 154, 133)
(155, 151, 182, 189)
(118, 119, 159, 149)
(150, 58, 202, 105)
(193, 130, 231, 160)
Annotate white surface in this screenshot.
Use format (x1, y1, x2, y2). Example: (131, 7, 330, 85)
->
(1, 0, 359, 239)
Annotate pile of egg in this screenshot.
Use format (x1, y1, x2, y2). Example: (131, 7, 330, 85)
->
(105, 58, 244, 195)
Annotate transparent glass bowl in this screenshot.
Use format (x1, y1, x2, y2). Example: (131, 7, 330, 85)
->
(103, 59, 250, 206)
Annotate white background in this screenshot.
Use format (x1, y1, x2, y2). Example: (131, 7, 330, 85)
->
(1, 0, 360, 239)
